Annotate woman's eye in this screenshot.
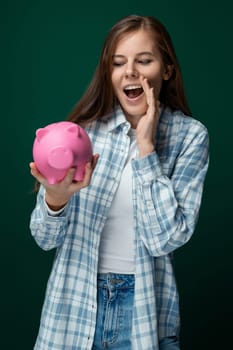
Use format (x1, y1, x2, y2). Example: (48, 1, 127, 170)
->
(112, 61, 124, 66)
(138, 59, 152, 65)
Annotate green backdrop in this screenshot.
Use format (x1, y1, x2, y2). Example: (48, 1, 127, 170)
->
(2, 0, 232, 348)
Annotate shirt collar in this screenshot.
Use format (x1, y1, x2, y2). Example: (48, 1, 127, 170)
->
(100, 104, 166, 133)
(106, 105, 131, 133)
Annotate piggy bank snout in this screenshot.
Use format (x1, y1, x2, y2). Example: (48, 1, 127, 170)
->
(47, 146, 74, 170)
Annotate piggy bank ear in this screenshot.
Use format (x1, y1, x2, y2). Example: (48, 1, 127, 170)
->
(36, 128, 49, 142)
(66, 124, 79, 136)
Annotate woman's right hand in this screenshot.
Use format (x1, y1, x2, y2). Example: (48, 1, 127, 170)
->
(29, 154, 99, 211)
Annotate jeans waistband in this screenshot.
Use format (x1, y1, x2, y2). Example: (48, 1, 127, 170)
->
(97, 273, 135, 289)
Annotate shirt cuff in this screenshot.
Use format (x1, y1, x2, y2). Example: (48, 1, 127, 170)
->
(43, 195, 67, 216)
(132, 151, 164, 184)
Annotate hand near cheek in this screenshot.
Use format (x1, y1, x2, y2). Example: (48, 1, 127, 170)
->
(136, 76, 160, 158)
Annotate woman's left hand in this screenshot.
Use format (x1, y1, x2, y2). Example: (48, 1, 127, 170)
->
(136, 76, 160, 158)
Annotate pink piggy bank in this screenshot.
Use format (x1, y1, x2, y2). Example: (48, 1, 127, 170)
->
(33, 121, 93, 184)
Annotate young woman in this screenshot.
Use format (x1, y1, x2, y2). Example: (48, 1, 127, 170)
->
(30, 15, 209, 349)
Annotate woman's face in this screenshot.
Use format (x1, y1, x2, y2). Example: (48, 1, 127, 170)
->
(111, 29, 171, 126)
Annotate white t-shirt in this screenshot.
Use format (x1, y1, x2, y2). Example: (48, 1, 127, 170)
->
(98, 128, 137, 274)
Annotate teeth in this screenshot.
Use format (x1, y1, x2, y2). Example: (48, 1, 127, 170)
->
(124, 85, 141, 90)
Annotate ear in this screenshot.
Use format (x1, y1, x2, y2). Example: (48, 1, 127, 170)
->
(36, 128, 49, 142)
(163, 65, 174, 81)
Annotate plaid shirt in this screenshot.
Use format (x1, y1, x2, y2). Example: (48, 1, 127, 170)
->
(30, 106, 209, 349)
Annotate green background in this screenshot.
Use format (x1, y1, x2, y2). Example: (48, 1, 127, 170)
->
(2, 0, 232, 348)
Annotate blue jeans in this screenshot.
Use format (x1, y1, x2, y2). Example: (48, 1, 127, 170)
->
(92, 273, 134, 349)
(92, 273, 180, 350)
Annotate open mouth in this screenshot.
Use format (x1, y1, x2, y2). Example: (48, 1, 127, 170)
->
(123, 85, 144, 99)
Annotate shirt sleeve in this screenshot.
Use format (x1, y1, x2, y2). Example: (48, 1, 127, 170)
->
(132, 121, 209, 256)
(29, 185, 70, 251)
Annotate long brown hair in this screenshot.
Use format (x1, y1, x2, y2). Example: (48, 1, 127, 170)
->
(68, 15, 191, 125)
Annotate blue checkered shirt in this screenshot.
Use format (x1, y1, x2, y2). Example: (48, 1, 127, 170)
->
(30, 106, 209, 349)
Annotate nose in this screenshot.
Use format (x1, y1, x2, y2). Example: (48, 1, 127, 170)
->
(125, 63, 139, 78)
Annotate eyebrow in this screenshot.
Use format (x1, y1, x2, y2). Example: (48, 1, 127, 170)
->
(112, 51, 154, 58)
